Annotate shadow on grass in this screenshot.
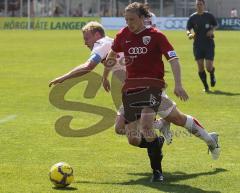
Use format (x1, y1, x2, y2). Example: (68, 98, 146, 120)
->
(206, 90, 240, 96)
(52, 186, 78, 191)
(76, 168, 227, 193)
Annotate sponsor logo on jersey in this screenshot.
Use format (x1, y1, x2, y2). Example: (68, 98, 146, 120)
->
(167, 51, 177, 58)
(128, 47, 148, 55)
(142, 36, 151, 45)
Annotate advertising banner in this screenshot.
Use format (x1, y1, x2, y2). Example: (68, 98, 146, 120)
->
(156, 17, 188, 30)
(217, 18, 240, 30)
(101, 17, 188, 30)
(0, 17, 99, 30)
(101, 17, 240, 31)
(2, 17, 239, 30)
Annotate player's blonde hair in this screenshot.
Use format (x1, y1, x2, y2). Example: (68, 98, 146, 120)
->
(82, 21, 105, 37)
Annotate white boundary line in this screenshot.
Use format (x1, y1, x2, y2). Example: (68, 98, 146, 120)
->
(0, 115, 17, 124)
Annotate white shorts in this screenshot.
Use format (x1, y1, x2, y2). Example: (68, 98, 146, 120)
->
(157, 91, 176, 118)
(117, 104, 124, 116)
(117, 91, 176, 118)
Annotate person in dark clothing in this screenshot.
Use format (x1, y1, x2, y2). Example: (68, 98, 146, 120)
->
(186, 0, 218, 92)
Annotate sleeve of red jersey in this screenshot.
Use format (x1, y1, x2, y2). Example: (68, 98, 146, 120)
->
(111, 29, 124, 53)
(158, 33, 179, 62)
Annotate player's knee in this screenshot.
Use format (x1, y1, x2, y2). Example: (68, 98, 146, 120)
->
(128, 136, 141, 146)
(114, 124, 125, 135)
(115, 115, 126, 135)
(141, 123, 153, 132)
(206, 67, 214, 73)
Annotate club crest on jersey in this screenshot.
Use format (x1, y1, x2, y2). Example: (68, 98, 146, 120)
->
(142, 36, 151, 45)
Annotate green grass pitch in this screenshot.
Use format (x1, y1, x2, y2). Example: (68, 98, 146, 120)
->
(0, 29, 240, 193)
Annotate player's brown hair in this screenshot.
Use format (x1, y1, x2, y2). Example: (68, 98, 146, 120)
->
(196, 0, 205, 4)
(125, 2, 151, 18)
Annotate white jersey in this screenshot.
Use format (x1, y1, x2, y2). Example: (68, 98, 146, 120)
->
(144, 12, 157, 28)
(90, 36, 126, 82)
(91, 36, 112, 61)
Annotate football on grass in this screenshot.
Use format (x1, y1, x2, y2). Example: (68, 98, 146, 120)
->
(49, 162, 74, 187)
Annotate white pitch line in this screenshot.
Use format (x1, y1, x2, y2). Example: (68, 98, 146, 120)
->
(0, 115, 17, 124)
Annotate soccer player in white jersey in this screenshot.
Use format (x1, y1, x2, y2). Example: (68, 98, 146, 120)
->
(49, 21, 124, 86)
(144, 2, 157, 28)
(49, 21, 171, 142)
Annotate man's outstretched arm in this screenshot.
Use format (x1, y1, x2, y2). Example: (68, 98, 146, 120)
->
(49, 60, 98, 87)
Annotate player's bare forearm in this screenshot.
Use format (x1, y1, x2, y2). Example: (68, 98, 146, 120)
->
(65, 61, 96, 78)
(102, 68, 111, 92)
(49, 61, 97, 87)
(169, 58, 182, 87)
(169, 58, 189, 101)
(102, 50, 117, 92)
(105, 49, 118, 71)
(102, 66, 111, 81)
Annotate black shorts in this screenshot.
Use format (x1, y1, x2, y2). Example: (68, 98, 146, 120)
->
(193, 42, 215, 60)
(122, 87, 162, 123)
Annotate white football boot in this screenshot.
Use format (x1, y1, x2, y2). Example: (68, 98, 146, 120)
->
(208, 132, 221, 160)
(153, 120, 172, 145)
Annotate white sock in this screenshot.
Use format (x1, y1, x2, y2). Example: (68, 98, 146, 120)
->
(184, 115, 216, 148)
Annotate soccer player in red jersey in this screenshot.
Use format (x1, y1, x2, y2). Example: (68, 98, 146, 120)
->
(103, 2, 220, 182)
